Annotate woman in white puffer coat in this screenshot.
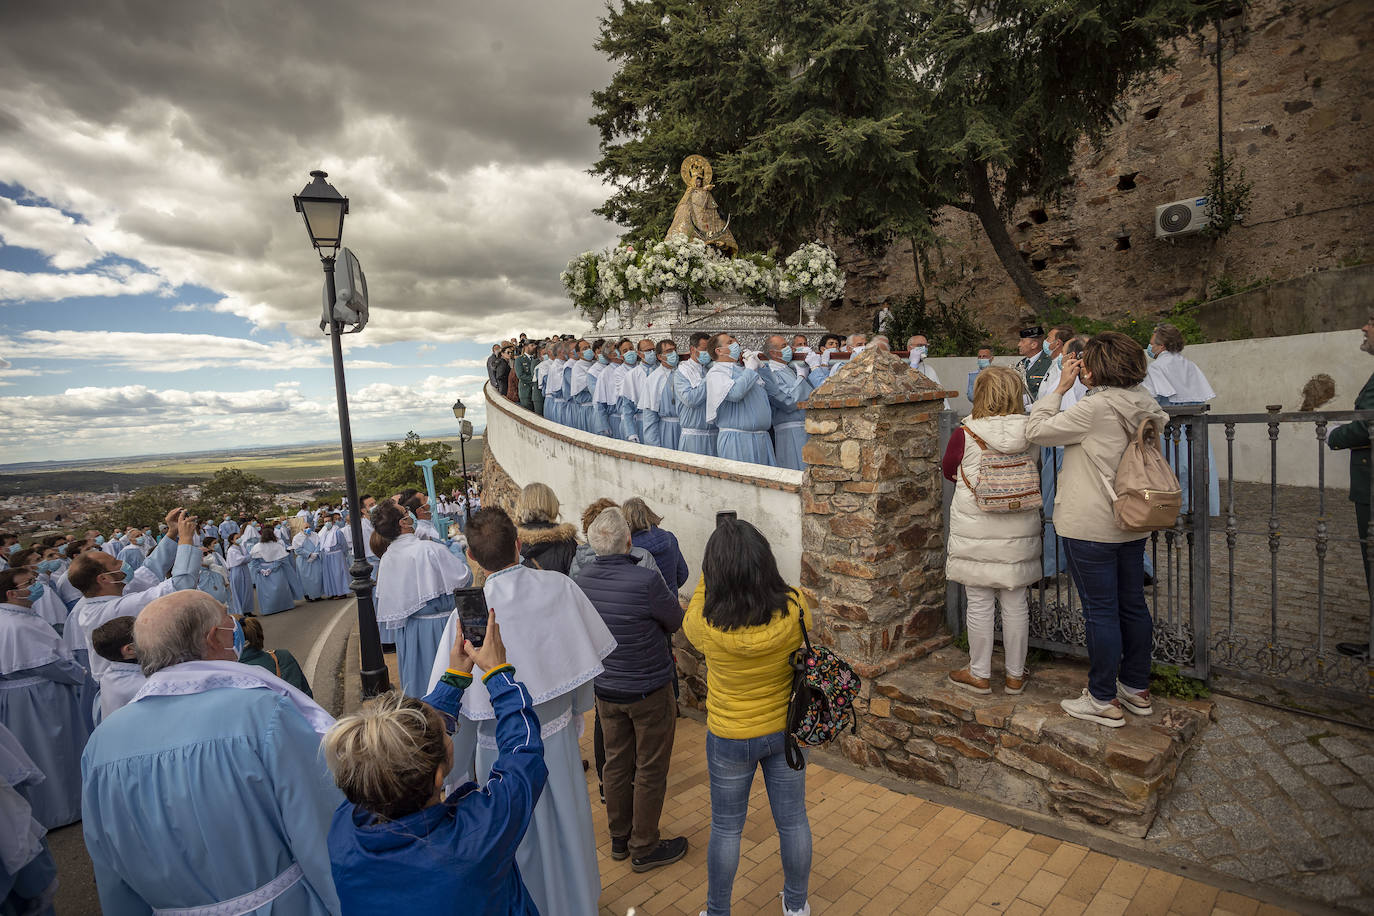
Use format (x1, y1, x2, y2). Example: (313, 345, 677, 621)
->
(941, 366, 1041, 696)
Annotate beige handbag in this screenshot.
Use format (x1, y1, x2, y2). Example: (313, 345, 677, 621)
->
(1094, 419, 1182, 531)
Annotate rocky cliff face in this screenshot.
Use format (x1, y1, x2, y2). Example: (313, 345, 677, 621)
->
(827, 0, 1373, 343)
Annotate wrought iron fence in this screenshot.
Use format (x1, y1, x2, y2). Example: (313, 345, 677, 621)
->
(939, 406, 1374, 713)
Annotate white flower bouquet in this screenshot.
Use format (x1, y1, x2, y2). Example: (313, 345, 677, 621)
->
(778, 241, 845, 300)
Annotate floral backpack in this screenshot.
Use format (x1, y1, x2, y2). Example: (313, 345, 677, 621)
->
(958, 425, 1042, 513)
(785, 614, 861, 770)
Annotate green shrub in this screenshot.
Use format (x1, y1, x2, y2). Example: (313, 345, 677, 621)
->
(1149, 663, 1210, 700)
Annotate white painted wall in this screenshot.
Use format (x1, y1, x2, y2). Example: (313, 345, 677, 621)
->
(483, 385, 803, 591)
(925, 330, 1370, 488)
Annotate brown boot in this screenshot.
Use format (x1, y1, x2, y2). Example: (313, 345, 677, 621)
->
(948, 668, 992, 695)
(1005, 674, 1027, 695)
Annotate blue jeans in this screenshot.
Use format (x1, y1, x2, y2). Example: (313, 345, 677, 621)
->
(1062, 537, 1153, 702)
(706, 730, 811, 915)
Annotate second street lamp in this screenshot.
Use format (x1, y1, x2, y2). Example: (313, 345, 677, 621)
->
(293, 169, 391, 698)
(452, 399, 473, 528)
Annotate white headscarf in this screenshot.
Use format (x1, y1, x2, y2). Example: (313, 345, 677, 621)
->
(250, 541, 288, 563)
(425, 563, 615, 720)
(374, 534, 472, 626)
(1144, 350, 1216, 404)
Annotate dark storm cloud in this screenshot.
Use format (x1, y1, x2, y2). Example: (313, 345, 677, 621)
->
(0, 0, 622, 341)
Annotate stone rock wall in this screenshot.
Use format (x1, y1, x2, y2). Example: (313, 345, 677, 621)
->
(842, 646, 1215, 838)
(479, 446, 520, 516)
(799, 348, 955, 676)
(828, 0, 1374, 341)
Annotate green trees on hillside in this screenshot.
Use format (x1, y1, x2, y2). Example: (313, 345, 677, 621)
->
(591, 0, 1228, 314)
(356, 432, 461, 499)
(194, 468, 277, 520)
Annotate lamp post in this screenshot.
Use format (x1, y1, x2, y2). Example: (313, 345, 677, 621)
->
(451, 399, 474, 528)
(293, 169, 391, 698)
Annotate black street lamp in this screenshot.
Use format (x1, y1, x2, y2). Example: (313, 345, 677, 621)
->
(293, 169, 391, 698)
(451, 399, 474, 527)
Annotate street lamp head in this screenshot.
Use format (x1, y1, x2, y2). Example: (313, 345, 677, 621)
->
(451, 398, 466, 420)
(293, 169, 349, 252)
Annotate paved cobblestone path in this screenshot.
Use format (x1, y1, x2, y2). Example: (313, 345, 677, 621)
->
(587, 712, 1297, 916)
(1147, 695, 1374, 913)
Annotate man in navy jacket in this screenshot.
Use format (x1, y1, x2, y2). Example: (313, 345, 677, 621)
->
(573, 506, 687, 873)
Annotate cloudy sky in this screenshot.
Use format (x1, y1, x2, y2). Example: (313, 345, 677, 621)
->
(0, 0, 620, 464)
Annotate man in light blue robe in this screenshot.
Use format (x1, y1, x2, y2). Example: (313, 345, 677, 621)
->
(652, 342, 682, 451)
(195, 537, 232, 607)
(544, 348, 567, 424)
(705, 333, 777, 467)
(759, 335, 814, 471)
(82, 592, 341, 915)
(292, 529, 326, 601)
(319, 517, 350, 598)
(568, 342, 595, 432)
(68, 511, 200, 721)
(115, 539, 146, 574)
(614, 348, 643, 442)
(635, 341, 666, 448)
(0, 567, 92, 830)
(674, 332, 716, 457)
(589, 346, 617, 437)
(219, 515, 240, 539)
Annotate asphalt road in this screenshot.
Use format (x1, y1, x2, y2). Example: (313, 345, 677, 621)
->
(47, 595, 355, 915)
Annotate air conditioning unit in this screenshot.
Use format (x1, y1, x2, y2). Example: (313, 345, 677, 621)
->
(1155, 197, 1209, 239)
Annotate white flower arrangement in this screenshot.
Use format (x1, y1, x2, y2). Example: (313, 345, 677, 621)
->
(563, 239, 841, 315)
(779, 241, 845, 300)
(560, 250, 605, 320)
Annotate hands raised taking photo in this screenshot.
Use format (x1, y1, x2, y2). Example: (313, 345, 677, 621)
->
(466, 610, 506, 672)
(447, 610, 507, 674)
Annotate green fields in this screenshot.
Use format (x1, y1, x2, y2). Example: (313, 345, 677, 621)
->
(0, 437, 486, 495)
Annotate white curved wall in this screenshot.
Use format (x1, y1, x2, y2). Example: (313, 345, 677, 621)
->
(483, 385, 803, 590)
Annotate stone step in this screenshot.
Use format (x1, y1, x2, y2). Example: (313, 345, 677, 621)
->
(849, 645, 1214, 838)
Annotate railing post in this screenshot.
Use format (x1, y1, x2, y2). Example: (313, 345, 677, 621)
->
(1188, 409, 1211, 680)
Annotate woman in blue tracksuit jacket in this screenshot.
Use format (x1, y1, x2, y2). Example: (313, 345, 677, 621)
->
(325, 613, 547, 915)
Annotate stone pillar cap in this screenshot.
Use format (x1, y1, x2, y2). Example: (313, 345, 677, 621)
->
(801, 347, 957, 409)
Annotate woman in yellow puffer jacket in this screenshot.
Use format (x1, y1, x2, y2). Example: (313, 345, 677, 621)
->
(682, 519, 812, 916)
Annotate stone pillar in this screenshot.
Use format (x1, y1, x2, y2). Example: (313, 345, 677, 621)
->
(799, 348, 955, 678)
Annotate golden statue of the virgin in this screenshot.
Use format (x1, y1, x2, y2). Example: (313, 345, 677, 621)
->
(666, 154, 739, 256)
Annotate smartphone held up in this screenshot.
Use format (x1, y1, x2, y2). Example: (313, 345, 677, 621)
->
(454, 586, 488, 648)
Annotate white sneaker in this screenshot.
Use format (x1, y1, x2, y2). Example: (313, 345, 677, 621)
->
(1116, 680, 1154, 716)
(782, 893, 811, 916)
(1060, 689, 1126, 728)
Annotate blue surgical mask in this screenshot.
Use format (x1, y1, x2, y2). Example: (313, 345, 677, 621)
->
(581, 348, 593, 360)
(597, 354, 608, 365)
(780, 346, 793, 362)
(1146, 343, 1157, 359)
(25, 581, 44, 603)
(664, 352, 679, 368)
(218, 619, 245, 659)
(57, 544, 68, 557)
(642, 351, 657, 367)
(7, 544, 19, 555)
(305, 528, 314, 536)
(977, 357, 991, 370)
(407, 511, 419, 529)
(623, 350, 637, 366)
(121, 561, 135, 582)
(37, 559, 61, 575)
(696, 351, 711, 366)
(728, 342, 741, 361)
(95, 536, 105, 545)
(912, 345, 928, 361)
